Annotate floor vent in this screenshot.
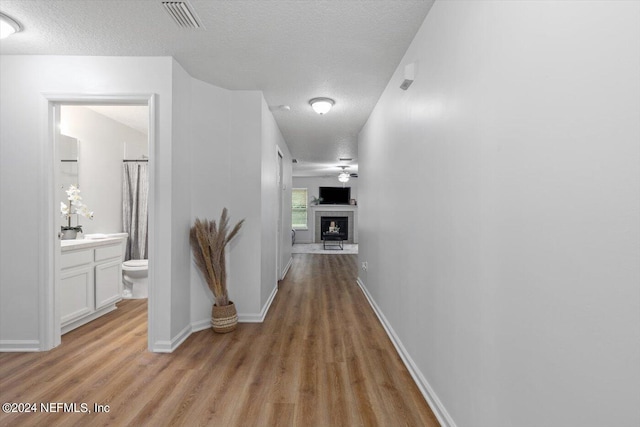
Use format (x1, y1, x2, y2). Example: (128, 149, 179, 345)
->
(162, 1, 201, 28)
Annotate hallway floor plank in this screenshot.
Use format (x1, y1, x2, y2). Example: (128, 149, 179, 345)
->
(0, 254, 438, 427)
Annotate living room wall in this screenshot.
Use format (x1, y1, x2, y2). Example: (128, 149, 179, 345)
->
(291, 176, 358, 243)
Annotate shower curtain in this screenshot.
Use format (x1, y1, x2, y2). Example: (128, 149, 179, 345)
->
(123, 162, 149, 261)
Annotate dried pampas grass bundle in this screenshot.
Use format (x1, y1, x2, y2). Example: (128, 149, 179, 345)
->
(190, 208, 244, 307)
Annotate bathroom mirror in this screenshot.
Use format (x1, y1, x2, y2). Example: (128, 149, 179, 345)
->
(58, 134, 79, 228)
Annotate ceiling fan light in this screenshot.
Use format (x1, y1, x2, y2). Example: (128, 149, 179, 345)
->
(0, 12, 22, 39)
(338, 165, 350, 183)
(309, 97, 335, 115)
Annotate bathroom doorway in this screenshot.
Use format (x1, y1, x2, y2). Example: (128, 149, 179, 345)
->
(48, 95, 155, 350)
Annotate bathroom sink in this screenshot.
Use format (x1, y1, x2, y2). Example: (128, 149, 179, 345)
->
(60, 239, 96, 247)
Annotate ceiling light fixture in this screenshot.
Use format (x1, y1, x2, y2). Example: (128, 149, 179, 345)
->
(0, 12, 23, 39)
(338, 166, 350, 183)
(309, 97, 335, 115)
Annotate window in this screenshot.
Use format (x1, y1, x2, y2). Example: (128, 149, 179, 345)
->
(292, 188, 308, 229)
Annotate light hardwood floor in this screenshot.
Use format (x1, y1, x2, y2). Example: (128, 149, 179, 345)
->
(0, 254, 439, 427)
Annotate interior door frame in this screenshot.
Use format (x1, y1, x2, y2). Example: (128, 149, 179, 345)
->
(42, 93, 156, 350)
(276, 147, 284, 282)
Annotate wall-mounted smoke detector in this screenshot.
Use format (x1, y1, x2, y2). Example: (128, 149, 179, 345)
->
(162, 1, 202, 28)
(269, 105, 291, 112)
(400, 62, 416, 90)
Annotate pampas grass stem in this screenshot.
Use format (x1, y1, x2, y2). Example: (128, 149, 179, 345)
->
(190, 208, 244, 307)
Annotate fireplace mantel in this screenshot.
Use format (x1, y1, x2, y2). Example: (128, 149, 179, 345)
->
(310, 205, 357, 211)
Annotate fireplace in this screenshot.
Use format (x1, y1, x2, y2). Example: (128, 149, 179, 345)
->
(320, 216, 348, 239)
(314, 210, 355, 244)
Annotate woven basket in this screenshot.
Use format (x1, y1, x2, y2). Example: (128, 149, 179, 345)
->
(211, 301, 238, 333)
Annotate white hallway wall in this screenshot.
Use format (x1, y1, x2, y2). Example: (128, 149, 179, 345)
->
(0, 55, 292, 351)
(0, 56, 178, 350)
(189, 78, 233, 327)
(191, 88, 293, 323)
(186, 69, 293, 334)
(228, 91, 263, 317)
(261, 97, 293, 295)
(358, 1, 640, 427)
(168, 59, 193, 343)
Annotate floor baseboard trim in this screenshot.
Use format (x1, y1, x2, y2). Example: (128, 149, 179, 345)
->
(0, 340, 41, 352)
(281, 257, 293, 280)
(191, 318, 211, 333)
(190, 286, 278, 333)
(238, 285, 278, 323)
(357, 277, 456, 427)
(152, 324, 192, 353)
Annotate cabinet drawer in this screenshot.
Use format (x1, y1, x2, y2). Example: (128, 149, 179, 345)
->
(95, 244, 122, 262)
(61, 250, 92, 270)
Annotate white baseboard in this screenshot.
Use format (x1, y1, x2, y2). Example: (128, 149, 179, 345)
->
(238, 285, 278, 323)
(190, 285, 279, 328)
(152, 323, 192, 353)
(281, 257, 293, 279)
(293, 238, 313, 244)
(61, 304, 118, 335)
(191, 318, 211, 333)
(0, 340, 41, 352)
(356, 277, 456, 427)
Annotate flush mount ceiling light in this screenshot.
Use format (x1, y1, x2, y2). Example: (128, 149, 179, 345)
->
(0, 12, 23, 39)
(309, 97, 335, 115)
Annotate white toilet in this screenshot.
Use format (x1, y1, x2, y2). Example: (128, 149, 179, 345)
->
(105, 233, 148, 299)
(122, 259, 148, 299)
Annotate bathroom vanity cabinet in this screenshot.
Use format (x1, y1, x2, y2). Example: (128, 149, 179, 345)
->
(60, 238, 124, 334)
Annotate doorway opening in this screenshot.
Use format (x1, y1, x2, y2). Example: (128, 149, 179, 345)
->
(277, 148, 284, 282)
(47, 95, 155, 351)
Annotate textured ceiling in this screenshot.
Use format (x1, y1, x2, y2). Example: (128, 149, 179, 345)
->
(0, 0, 434, 177)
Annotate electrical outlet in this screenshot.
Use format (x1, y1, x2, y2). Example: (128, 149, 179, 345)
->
(361, 261, 368, 271)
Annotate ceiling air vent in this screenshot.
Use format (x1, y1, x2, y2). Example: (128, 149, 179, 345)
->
(162, 1, 201, 28)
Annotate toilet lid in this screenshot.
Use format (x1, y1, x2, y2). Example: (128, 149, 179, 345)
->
(123, 259, 148, 267)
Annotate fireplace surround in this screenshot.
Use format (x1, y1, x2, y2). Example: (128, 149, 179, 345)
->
(314, 210, 354, 244)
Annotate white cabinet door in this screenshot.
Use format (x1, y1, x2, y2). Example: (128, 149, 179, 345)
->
(60, 266, 94, 325)
(95, 259, 122, 310)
